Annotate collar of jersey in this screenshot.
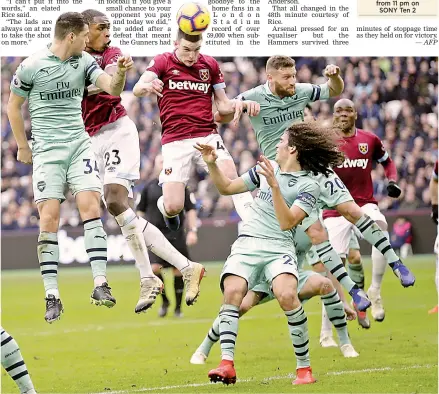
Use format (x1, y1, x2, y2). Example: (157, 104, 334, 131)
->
(278, 169, 309, 176)
(45, 43, 81, 61)
(264, 81, 276, 96)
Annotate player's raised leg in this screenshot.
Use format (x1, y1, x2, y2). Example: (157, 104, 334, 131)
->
(1, 328, 37, 394)
(306, 221, 370, 311)
(344, 202, 415, 285)
(347, 240, 372, 327)
(299, 273, 358, 358)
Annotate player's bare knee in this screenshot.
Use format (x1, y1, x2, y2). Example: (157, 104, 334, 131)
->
(151, 264, 161, 275)
(77, 192, 101, 221)
(276, 289, 298, 311)
(37, 201, 60, 232)
(163, 197, 184, 216)
(306, 221, 328, 244)
(348, 249, 362, 265)
(104, 185, 129, 216)
(319, 277, 334, 296)
(222, 276, 247, 305)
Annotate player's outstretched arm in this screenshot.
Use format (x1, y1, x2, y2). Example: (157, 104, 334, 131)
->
(94, 55, 133, 96)
(133, 71, 164, 98)
(194, 143, 249, 195)
(324, 64, 344, 97)
(213, 89, 260, 126)
(7, 92, 32, 164)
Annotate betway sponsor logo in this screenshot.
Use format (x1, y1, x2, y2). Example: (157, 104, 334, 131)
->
(169, 79, 209, 94)
(57, 230, 134, 264)
(337, 158, 369, 169)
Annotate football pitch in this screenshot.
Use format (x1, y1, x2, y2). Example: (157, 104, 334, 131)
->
(2, 257, 438, 393)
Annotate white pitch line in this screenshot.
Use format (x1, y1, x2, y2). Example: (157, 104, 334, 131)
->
(20, 312, 320, 337)
(91, 364, 436, 394)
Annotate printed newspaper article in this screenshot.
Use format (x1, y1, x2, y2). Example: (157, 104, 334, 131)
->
(0, 0, 438, 392)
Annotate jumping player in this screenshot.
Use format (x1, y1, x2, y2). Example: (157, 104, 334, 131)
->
(7, 12, 132, 322)
(81, 10, 205, 312)
(215, 56, 415, 312)
(132, 30, 260, 231)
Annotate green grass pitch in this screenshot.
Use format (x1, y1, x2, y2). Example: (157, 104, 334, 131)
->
(1, 257, 437, 393)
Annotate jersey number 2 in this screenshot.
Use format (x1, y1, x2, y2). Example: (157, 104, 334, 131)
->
(324, 178, 346, 196)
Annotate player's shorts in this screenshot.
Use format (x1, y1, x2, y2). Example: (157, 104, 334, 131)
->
(220, 235, 298, 292)
(324, 203, 387, 257)
(315, 172, 354, 210)
(91, 116, 140, 198)
(159, 133, 232, 186)
(148, 231, 190, 268)
(32, 134, 101, 203)
(252, 269, 319, 305)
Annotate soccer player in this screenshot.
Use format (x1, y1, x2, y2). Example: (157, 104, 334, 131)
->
(190, 225, 359, 366)
(7, 12, 133, 323)
(194, 122, 346, 385)
(81, 9, 205, 313)
(429, 160, 438, 314)
(132, 30, 260, 231)
(137, 154, 199, 318)
(323, 98, 408, 325)
(1, 327, 37, 393)
(215, 56, 415, 311)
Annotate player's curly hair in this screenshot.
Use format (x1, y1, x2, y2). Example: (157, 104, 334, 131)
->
(287, 122, 345, 177)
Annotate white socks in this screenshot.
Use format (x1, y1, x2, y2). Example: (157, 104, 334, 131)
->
(115, 208, 154, 279)
(137, 216, 191, 272)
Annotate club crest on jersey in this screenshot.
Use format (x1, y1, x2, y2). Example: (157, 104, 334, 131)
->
(69, 58, 79, 69)
(164, 167, 172, 175)
(37, 181, 46, 192)
(199, 68, 209, 81)
(358, 143, 368, 154)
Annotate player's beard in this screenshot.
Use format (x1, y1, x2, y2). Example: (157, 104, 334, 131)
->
(336, 119, 354, 134)
(274, 81, 295, 98)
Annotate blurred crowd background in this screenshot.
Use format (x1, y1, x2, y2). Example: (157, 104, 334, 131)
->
(1, 56, 438, 230)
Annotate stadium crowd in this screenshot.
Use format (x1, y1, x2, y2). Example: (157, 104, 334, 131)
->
(1, 56, 437, 230)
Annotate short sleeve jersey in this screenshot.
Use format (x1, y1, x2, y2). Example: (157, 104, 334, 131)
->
(239, 82, 330, 160)
(10, 46, 104, 143)
(240, 161, 320, 245)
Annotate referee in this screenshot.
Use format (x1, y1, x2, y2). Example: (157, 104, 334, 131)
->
(137, 154, 199, 318)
